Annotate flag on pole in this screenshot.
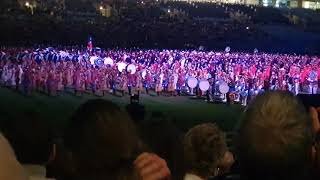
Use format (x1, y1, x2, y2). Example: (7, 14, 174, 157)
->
(87, 36, 93, 52)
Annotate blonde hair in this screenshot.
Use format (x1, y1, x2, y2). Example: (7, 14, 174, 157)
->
(237, 91, 313, 178)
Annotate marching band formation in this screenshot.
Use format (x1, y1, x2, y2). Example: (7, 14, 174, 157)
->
(0, 47, 319, 106)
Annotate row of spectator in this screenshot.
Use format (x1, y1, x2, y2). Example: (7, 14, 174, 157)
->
(0, 90, 319, 180)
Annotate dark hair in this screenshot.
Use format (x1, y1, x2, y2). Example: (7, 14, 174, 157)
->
(139, 112, 184, 180)
(64, 99, 142, 180)
(3, 111, 52, 164)
(125, 103, 145, 122)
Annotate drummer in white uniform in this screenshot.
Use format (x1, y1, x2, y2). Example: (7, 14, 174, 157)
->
(308, 67, 318, 94)
(187, 76, 198, 95)
(1, 62, 9, 86)
(155, 71, 164, 96)
(239, 77, 248, 106)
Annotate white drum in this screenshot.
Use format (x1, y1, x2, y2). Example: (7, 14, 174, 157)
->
(187, 77, 198, 89)
(225, 46, 231, 53)
(199, 80, 210, 91)
(219, 82, 229, 94)
(90, 56, 98, 65)
(104, 57, 114, 66)
(127, 64, 136, 74)
(95, 58, 104, 66)
(59, 51, 68, 57)
(117, 62, 127, 72)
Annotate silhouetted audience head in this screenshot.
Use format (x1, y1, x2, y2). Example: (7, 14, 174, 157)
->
(126, 103, 146, 122)
(237, 91, 313, 179)
(3, 111, 53, 165)
(64, 99, 142, 180)
(183, 123, 228, 179)
(138, 112, 184, 179)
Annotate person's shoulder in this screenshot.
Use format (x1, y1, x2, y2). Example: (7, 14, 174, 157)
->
(29, 177, 56, 180)
(0, 133, 29, 180)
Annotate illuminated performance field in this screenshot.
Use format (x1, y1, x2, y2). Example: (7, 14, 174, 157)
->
(1, 0, 320, 179)
(0, 87, 242, 135)
(0, 46, 319, 136)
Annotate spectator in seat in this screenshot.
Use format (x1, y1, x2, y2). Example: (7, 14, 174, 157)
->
(138, 112, 185, 180)
(3, 111, 56, 180)
(310, 106, 320, 178)
(236, 91, 314, 180)
(183, 123, 234, 180)
(63, 99, 171, 180)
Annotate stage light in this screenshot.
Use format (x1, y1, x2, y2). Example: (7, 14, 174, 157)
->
(99, 6, 103, 10)
(25, 1, 30, 7)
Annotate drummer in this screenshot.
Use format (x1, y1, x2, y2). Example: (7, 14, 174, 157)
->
(91, 67, 98, 94)
(119, 73, 127, 96)
(206, 78, 214, 102)
(144, 70, 152, 94)
(240, 89, 248, 106)
(135, 73, 144, 96)
(155, 71, 164, 96)
(110, 68, 117, 95)
(100, 70, 108, 96)
(218, 81, 229, 103)
(173, 71, 179, 95)
(176, 70, 185, 96)
(162, 71, 169, 93)
(168, 72, 175, 96)
(127, 71, 136, 96)
(308, 67, 318, 94)
(234, 80, 242, 102)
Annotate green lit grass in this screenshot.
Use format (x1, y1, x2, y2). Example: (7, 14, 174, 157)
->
(0, 88, 243, 134)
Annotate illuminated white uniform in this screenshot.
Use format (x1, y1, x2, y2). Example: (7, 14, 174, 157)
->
(308, 71, 318, 94)
(1, 65, 9, 84)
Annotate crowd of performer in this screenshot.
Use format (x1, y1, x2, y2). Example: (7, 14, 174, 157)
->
(0, 47, 319, 105)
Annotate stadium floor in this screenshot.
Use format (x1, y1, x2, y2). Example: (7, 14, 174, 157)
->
(0, 87, 242, 135)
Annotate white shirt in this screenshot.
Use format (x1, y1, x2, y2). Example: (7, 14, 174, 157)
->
(23, 164, 56, 180)
(1, 65, 8, 81)
(184, 173, 205, 180)
(160, 73, 164, 84)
